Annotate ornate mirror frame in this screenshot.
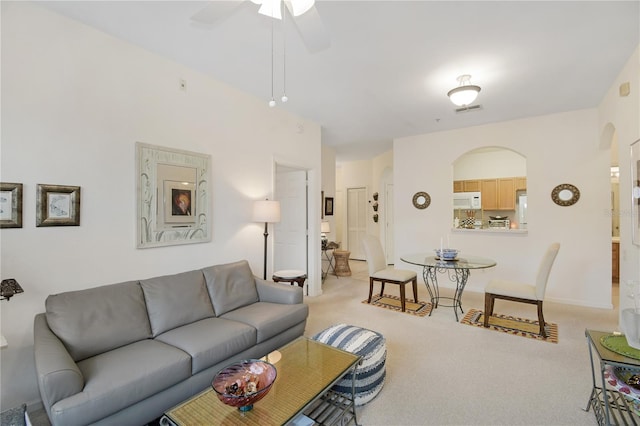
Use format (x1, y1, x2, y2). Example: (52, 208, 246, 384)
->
(412, 191, 431, 209)
(136, 142, 211, 248)
(551, 183, 580, 207)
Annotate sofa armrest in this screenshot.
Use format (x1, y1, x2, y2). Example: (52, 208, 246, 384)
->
(255, 278, 303, 304)
(34, 313, 84, 412)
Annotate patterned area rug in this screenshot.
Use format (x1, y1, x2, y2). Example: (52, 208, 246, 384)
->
(362, 294, 432, 317)
(460, 308, 558, 344)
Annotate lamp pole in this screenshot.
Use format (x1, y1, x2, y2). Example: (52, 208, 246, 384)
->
(262, 221, 269, 280)
(252, 199, 281, 281)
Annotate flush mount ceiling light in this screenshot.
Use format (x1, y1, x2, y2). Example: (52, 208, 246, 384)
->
(251, 0, 315, 20)
(447, 74, 481, 107)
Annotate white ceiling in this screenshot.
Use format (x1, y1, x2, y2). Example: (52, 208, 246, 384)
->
(35, 1, 639, 161)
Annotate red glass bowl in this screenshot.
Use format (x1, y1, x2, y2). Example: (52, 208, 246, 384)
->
(211, 359, 277, 412)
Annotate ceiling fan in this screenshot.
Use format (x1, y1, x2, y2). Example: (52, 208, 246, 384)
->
(191, 0, 330, 53)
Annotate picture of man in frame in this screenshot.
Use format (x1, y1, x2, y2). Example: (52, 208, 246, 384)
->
(172, 189, 192, 216)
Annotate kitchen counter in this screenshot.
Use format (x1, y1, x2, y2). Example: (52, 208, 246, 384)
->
(612, 236, 620, 243)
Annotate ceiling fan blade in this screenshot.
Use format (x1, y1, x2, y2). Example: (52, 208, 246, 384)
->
(286, 4, 330, 53)
(190, 0, 248, 27)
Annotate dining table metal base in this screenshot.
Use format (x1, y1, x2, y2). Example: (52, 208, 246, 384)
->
(422, 265, 470, 321)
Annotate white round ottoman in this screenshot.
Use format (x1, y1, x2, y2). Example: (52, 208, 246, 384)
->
(311, 323, 386, 405)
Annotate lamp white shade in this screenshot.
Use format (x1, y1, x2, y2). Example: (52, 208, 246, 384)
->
(320, 221, 331, 233)
(253, 200, 281, 223)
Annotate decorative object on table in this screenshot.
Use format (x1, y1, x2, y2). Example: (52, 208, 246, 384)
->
(0, 279, 24, 301)
(324, 197, 334, 216)
(253, 199, 281, 280)
(551, 183, 580, 206)
(461, 309, 558, 343)
(600, 333, 640, 360)
(211, 359, 277, 412)
(411, 191, 430, 209)
(631, 139, 640, 246)
(0, 182, 23, 229)
(372, 201, 378, 212)
(435, 248, 459, 261)
(621, 280, 640, 349)
(36, 184, 81, 227)
(483, 243, 560, 337)
(372, 192, 378, 201)
(136, 142, 211, 248)
(372, 213, 378, 222)
(362, 294, 432, 317)
(604, 365, 640, 416)
(362, 235, 418, 313)
(311, 324, 386, 406)
(320, 221, 330, 245)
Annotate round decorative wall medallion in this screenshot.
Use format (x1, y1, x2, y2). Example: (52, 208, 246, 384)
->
(551, 183, 580, 206)
(412, 192, 431, 209)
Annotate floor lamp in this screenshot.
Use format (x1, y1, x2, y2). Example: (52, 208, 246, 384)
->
(252, 199, 281, 280)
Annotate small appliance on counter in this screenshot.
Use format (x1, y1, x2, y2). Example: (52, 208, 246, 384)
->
(488, 218, 510, 229)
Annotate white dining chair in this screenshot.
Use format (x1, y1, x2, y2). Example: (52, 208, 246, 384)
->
(361, 235, 418, 312)
(483, 243, 560, 337)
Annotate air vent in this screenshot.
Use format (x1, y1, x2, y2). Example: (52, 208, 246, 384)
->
(455, 104, 483, 113)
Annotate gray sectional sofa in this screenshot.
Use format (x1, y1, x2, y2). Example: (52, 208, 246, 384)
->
(33, 260, 308, 426)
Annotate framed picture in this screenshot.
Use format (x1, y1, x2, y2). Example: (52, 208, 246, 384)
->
(321, 190, 324, 219)
(632, 139, 640, 246)
(163, 180, 196, 224)
(136, 142, 211, 248)
(324, 197, 334, 216)
(0, 182, 23, 228)
(36, 184, 81, 227)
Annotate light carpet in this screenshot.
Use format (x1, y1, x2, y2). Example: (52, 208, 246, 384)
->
(362, 294, 432, 317)
(461, 308, 559, 343)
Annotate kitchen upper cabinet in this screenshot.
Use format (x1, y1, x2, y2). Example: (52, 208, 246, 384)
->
(481, 179, 498, 210)
(453, 179, 481, 193)
(481, 178, 516, 210)
(515, 176, 527, 191)
(497, 178, 516, 210)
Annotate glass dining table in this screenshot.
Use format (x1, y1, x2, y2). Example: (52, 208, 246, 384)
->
(400, 254, 497, 321)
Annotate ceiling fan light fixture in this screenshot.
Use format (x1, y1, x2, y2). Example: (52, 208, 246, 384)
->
(257, 0, 282, 19)
(254, 0, 314, 19)
(447, 74, 481, 107)
(290, 0, 315, 16)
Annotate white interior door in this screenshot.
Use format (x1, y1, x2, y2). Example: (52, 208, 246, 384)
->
(385, 183, 394, 264)
(347, 187, 367, 260)
(274, 169, 308, 274)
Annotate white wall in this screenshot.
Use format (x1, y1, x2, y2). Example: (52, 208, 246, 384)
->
(0, 3, 321, 409)
(453, 149, 527, 180)
(395, 109, 612, 309)
(598, 46, 640, 313)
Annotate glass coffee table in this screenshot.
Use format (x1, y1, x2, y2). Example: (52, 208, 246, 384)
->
(161, 337, 361, 425)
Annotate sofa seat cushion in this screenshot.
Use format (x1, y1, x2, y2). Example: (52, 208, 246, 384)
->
(155, 317, 257, 374)
(140, 270, 215, 337)
(45, 280, 151, 362)
(221, 302, 309, 344)
(202, 260, 259, 316)
(51, 340, 191, 426)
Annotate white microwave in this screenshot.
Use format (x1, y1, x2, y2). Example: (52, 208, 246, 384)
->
(453, 191, 482, 210)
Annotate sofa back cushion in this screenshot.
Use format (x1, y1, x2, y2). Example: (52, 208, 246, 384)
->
(140, 269, 215, 336)
(202, 260, 259, 316)
(45, 280, 152, 362)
